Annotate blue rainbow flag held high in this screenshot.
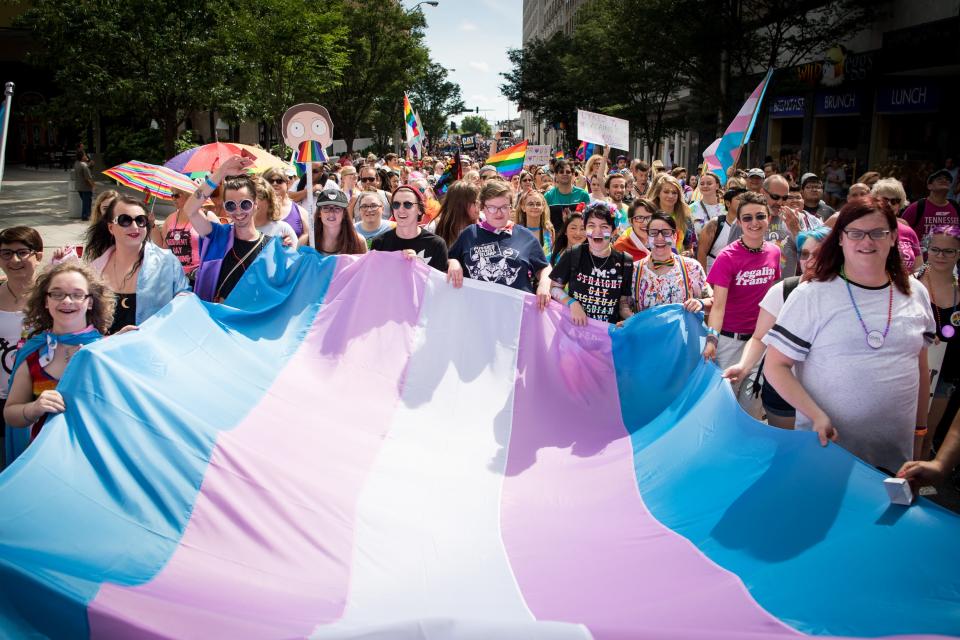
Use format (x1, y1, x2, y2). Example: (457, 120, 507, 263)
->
(0, 245, 958, 638)
(703, 68, 774, 182)
(575, 140, 596, 161)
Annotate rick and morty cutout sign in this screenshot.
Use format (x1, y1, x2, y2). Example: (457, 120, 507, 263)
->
(282, 104, 334, 248)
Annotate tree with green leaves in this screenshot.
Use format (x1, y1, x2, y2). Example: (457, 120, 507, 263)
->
(409, 62, 465, 144)
(459, 115, 492, 138)
(321, 2, 430, 155)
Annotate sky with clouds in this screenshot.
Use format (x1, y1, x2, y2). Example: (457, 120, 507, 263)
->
(402, 0, 521, 129)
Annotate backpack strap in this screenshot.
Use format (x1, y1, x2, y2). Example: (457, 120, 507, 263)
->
(911, 198, 926, 236)
(782, 275, 802, 301)
(707, 214, 727, 258)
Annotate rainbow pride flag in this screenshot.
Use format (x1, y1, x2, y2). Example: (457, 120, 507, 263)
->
(485, 140, 527, 178)
(0, 246, 958, 638)
(296, 139, 327, 163)
(575, 140, 596, 161)
(704, 68, 773, 183)
(555, 149, 564, 159)
(403, 93, 421, 139)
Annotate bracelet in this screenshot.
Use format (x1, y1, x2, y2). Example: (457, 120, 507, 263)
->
(566, 297, 576, 307)
(696, 299, 705, 312)
(914, 426, 928, 436)
(204, 175, 218, 190)
(705, 334, 719, 346)
(705, 326, 719, 336)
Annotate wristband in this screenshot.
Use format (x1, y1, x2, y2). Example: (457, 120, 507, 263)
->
(566, 298, 576, 307)
(204, 175, 218, 190)
(705, 326, 718, 336)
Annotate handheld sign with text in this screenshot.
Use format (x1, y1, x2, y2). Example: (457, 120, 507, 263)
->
(524, 145, 551, 167)
(577, 109, 629, 151)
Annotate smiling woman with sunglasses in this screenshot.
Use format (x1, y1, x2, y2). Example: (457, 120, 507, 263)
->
(703, 191, 781, 413)
(82, 195, 189, 333)
(262, 167, 310, 246)
(371, 186, 447, 271)
(763, 196, 936, 473)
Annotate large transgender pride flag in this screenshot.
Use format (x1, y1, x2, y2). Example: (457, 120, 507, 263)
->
(0, 244, 958, 639)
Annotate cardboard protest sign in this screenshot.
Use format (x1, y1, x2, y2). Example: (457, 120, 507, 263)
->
(577, 109, 629, 150)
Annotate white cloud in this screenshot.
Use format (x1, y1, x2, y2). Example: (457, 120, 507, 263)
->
(468, 61, 490, 73)
(459, 21, 478, 32)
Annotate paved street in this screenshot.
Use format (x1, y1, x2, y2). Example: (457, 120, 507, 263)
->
(0, 165, 175, 253)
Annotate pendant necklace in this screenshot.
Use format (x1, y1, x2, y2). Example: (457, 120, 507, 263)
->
(925, 269, 958, 339)
(841, 266, 893, 349)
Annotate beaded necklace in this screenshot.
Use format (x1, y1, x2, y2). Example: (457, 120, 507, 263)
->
(738, 237, 763, 254)
(840, 266, 893, 349)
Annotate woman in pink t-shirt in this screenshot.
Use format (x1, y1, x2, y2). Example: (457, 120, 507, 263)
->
(703, 191, 781, 404)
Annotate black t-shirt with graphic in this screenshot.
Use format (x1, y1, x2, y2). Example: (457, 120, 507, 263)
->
(449, 224, 548, 293)
(215, 234, 266, 302)
(551, 245, 633, 323)
(371, 228, 449, 272)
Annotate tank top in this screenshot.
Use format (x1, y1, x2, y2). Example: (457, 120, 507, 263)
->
(282, 202, 305, 237)
(109, 293, 137, 335)
(165, 217, 201, 274)
(706, 221, 735, 273)
(26, 350, 59, 441)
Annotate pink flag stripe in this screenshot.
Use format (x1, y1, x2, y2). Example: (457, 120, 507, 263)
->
(89, 253, 426, 638)
(500, 301, 802, 639)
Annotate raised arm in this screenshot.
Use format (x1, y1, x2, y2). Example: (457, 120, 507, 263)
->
(183, 155, 254, 237)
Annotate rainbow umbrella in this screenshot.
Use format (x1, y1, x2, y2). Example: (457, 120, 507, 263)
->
(164, 142, 286, 179)
(103, 160, 199, 201)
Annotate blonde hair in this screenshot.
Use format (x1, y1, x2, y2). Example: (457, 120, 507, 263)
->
(649, 175, 692, 246)
(871, 178, 909, 208)
(584, 154, 607, 179)
(91, 190, 120, 225)
(515, 189, 555, 243)
(252, 176, 282, 221)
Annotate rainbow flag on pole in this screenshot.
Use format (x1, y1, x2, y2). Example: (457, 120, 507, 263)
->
(575, 141, 596, 161)
(554, 150, 564, 160)
(485, 140, 527, 178)
(403, 93, 424, 157)
(0, 248, 957, 638)
(703, 68, 773, 182)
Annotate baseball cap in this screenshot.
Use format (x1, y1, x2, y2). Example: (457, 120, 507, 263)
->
(800, 172, 821, 188)
(480, 164, 498, 175)
(928, 169, 952, 184)
(746, 168, 765, 179)
(314, 188, 348, 209)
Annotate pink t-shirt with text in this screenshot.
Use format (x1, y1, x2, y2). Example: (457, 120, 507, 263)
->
(707, 241, 781, 334)
(895, 221, 921, 272)
(901, 199, 958, 242)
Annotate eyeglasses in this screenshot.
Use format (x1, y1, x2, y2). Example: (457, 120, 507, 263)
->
(360, 176, 378, 183)
(648, 228, 674, 237)
(391, 201, 417, 210)
(47, 291, 90, 302)
(880, 197, 903, 205)
(359, 203, 383, 210)
(223, 199, 255, 214)
(799, 250, 818, 260)
(0, 249, 36, 260)
(739, 214, 768, 223)
(843, 228, 891, 240)
(929, 247, 960, 258)
(114, 214, 149, 228)
(268, 178, 287, 185)
(765, 192, 786, 201)
(632, 214, 652, 224)
(484, 204, 512, 215)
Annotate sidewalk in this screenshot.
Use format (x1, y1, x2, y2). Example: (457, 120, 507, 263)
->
(0, 165, 175, 251)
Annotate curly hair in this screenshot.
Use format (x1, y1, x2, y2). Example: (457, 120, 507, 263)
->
(23, 261, 114, 337)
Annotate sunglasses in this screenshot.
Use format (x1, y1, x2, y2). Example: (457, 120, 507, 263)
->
(0, 249, 36, 260)
(765, 192, 786, 201)
(739, 213, 769, 223)
(391, 201, 417, 210)
(881, 197, 903, 205)
(114, 214, 149, 228)
(360, 176, 378, 183)
(799, 250, 818, 260)
(268, 178, 287, 185)
(223, 199, 255, 214)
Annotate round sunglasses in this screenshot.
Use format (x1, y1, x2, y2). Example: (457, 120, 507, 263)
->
(223, 199, 255, 214)
(114, 214, 149, 228)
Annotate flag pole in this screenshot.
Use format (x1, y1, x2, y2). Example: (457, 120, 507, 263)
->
(0, 82, 14, 193)
(731, 68, 773, 173)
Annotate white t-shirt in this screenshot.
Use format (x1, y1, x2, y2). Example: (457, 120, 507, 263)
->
(0, 309, 24, 399)
(690, 200, 724, 235)
(257, 220, 298, 247)
(705, 218, 736, 275)
(763, 276, 936, 472)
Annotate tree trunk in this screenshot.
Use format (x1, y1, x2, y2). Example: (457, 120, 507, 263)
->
(718, 48, 729, 138)
(163, 116, 178, 160)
